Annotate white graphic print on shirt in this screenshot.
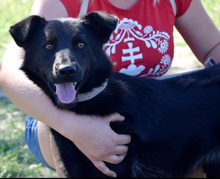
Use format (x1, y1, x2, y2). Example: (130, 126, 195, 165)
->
(104, 18, 172, 77)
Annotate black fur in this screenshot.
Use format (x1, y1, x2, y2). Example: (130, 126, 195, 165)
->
(10, 11, 220, 178)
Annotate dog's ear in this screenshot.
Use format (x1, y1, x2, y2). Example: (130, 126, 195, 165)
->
(9, 15, 46, 47)
(82, 11, 118, 44)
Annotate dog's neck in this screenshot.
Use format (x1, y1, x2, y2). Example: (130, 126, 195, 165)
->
(77, 79, 108, 102)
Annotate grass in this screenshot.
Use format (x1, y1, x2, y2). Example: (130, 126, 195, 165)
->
(0, 0, 220, 178)
(0, 95, 57, 178)
(0, 0, 35, 59)
(0, 1, 56, 177)
(202, 0, 220, 28)
(174, 0, 220, 47)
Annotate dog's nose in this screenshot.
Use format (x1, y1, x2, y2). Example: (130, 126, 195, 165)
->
(57, 65, 76, 78)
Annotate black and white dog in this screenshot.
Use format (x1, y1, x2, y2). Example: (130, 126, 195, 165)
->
(9, 11, 220, 178)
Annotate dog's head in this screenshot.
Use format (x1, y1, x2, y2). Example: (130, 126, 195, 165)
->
(9, 11, 118, 109)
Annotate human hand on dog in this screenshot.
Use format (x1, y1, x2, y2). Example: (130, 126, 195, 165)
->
(68, 113, 131, 177)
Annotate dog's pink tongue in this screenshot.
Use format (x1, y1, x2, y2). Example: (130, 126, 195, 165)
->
(55, 83, 76, 104)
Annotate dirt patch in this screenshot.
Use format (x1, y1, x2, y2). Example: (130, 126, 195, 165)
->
(166, 46, 203, 76)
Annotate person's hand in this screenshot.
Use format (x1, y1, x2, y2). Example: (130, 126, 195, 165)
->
(65, 113, 131, 177)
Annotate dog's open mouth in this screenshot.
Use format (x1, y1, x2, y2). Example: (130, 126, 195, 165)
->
(48, 81, 78, 108)
(55, 82, 77, 104)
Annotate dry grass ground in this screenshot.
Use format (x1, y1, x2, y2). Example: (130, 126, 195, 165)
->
(167, 29, 204, 76)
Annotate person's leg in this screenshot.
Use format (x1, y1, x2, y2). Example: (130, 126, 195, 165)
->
(25, 116, 55, 170)
(38, 120, 56, 169)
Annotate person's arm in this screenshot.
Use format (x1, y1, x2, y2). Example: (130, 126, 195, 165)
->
(175, 0, 220, 66)
(0, 0, 131, 177)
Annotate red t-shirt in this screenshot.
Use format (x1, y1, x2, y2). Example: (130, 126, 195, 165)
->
(60, 0, 192, 77)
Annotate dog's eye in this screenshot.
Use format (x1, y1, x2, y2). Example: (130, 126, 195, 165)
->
(78, 43, 84, 48)
(45, 44, 53, 50)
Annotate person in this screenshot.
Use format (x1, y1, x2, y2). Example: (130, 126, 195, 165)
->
(0, 0, 220, 177)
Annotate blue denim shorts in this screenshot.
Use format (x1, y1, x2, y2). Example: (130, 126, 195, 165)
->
(25, 116, 55, 171)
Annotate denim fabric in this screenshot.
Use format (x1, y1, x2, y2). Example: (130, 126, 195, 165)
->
(25, 116, 55, 171)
